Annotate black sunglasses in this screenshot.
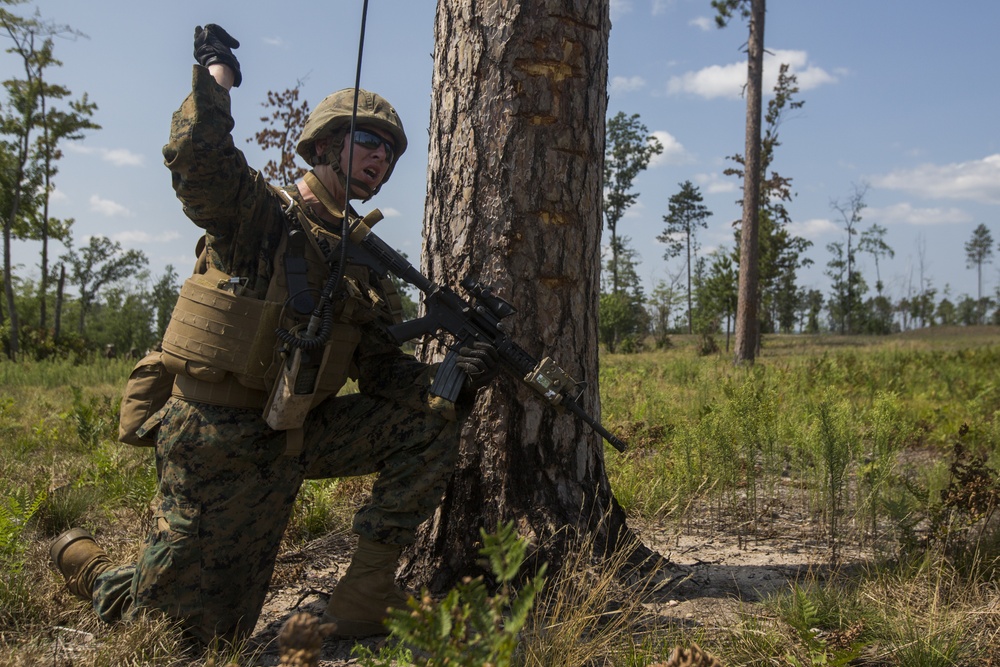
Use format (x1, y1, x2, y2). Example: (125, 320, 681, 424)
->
(352, 129, 396, 162)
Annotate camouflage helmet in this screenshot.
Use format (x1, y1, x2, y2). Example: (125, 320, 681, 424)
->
(296, 88, 407, 194)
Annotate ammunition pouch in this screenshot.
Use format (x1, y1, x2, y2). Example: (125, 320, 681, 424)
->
(118, 349, 174, 446)
(158, 190, 401, 421)
(162, 267, 281, 391)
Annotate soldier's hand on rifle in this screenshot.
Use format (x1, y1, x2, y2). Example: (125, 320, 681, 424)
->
(194, 23, 242, 88)
(455, 341, 500, 393)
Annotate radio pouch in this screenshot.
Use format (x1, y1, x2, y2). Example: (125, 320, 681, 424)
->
(263, 341, 332, 433)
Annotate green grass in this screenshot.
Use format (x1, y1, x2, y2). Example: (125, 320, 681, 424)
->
(2, 328, 1000, 665)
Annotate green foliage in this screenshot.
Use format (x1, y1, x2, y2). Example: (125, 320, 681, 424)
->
(599, 290, 647, 354)
(0, 486, 46, 567)
(778, 583, 866, 667)
(659, 180, 712, 334)
(693, 250, 737, 340)
(3, 334, 1000, 664)
(964, 223, 995, 306)
(62, 235, 148, 335)
(356, 522, 546, 667)
(67, 385, 116, 448)
(812, 396, 855, 562)
(286, 478, 371, 544)
(1, 4, 100, 360)
(37, 483, 98, 534)
(603, 111, 662, 297)
(858, 392, 903, 541)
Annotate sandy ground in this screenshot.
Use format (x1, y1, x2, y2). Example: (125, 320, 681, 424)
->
(243, 500, 862, 666)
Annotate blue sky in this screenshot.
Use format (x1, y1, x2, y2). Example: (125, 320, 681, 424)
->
(10, 0, 1000, 317)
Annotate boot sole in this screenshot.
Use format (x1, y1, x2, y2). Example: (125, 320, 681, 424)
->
(49, 527, 96, 568)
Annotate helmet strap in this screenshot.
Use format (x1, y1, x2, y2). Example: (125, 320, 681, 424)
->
(316, 135, 376, 200)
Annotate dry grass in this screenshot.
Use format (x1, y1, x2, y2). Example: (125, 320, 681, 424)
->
(3, 331, 1000, 664)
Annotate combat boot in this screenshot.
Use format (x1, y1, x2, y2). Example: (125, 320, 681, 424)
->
(321, 537, 410, 639)
(49, 527, 112, 602)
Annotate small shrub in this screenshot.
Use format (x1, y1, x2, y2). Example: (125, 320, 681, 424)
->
(355, 521, 545, 667)
(68, 386, 117, 449)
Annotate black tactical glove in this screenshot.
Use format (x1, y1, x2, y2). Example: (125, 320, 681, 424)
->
(193, 23, 242, 87)
(455, 341, 500, 392)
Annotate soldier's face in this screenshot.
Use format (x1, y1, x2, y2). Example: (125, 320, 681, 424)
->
(339, 126, 394, 195)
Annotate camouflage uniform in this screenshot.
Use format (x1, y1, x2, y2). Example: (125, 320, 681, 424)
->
(91, 65, 460, 643)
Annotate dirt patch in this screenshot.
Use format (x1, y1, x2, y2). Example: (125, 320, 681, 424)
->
(246, 501, 866, 666)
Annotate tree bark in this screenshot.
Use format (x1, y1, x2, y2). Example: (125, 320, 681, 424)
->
(3, 224, 19, 360)
(402, 0, 648, 593)
(733, 0, 765, 364)
(54, 264, 65, 341)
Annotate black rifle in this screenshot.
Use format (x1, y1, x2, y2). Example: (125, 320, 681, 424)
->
(337, 217, 627, 453)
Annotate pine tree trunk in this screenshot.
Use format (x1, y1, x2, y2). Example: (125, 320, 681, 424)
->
(3, 224, 19, 360)
(402, 0, 649, 593)
(54, 264, 65, 341)
(733, 0, 765, 364)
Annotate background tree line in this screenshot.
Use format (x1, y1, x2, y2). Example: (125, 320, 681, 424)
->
(599, 65, 999, 355)
(3, 0, 997, 366)
(0, 1, 419, 362)
(0, 1, 176, 360)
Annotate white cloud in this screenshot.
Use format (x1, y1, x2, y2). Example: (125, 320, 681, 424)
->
(610, 75, 646, 94)
(694, 172, 738, 195)
(866, 202, 971, 227)
(872, 154, 1000, 205)
(667, 49, 837, 100)
(68, 143, 144, 167)
(263, 36, 285, 47)
(379, 207, 402, 218)
(113, 230, 181, 244)
(667, 62, 744, 99)
(648, 130, 690, 167)
(690, 16, 714, 31)
(768, 49, 837, 91)
(787, 217, 840, 239)
(89, 195, 130, 217)
(101, 148, 145, 167)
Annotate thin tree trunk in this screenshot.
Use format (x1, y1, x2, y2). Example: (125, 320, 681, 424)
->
(54, 263, 65, 340)
(3, 225, 19, 360)
(733, 0, 765, 364)
(403, 0, 650, 593)
(686, 232, 692, 334)
(39, 85, 50, 330)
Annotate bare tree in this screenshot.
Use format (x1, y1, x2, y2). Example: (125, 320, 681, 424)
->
(405, 0, 651, 592)
(247, 81, 310, 185)
(858, 223, 893, 297)
(714, 0, 765, 363)
(830, 182, 869, 333)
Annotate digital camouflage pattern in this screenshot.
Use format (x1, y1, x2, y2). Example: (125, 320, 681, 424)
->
(94, 394, 459, 642)
(89, 65, 461, 643)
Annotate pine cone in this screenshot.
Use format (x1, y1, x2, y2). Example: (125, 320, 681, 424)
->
(650, 642, 724, 667)
(277, 612, 336, 667)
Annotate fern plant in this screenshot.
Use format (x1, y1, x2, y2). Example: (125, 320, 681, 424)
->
(783, 585, 863, 667)
(0, 488, 47, 568)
